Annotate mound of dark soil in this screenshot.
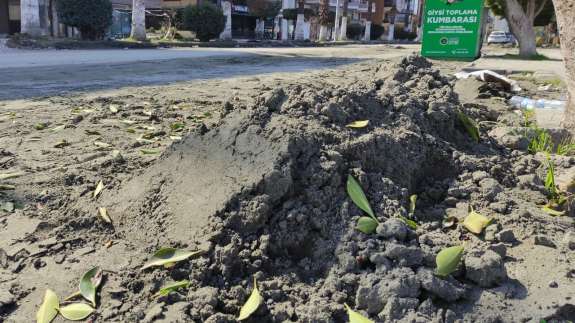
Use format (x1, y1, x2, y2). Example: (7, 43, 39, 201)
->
(101, 55, 574, 323)
(3, 56, 574, 323)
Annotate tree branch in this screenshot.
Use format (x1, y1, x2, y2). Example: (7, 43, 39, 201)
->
(526, 0, 535, 19)
(534, 0, 548, 18)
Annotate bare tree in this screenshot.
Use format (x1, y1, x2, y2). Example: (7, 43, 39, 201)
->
(553, 0, 575, 130)
(486, 0, 548, 58)
(130, 0, 146, 41)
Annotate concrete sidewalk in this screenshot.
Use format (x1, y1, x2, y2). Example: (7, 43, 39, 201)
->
(468, 47, 565, 79)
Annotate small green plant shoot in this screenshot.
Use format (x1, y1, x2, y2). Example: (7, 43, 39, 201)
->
(556, 138, 575, 156)
(542, 205, 565, 216)
(154, 280, 191, 298)
(528, 129, 553, 154)
(525, 118, 575, 156)
(398, 194, 419, 229)
(347, 175, 379, 234)
(522, 109, 536, 128)
(539, 154, 573, 216)
(544, 155, 558, 200)
(409, 194, 417, 215)
(457, 111, 479, 142)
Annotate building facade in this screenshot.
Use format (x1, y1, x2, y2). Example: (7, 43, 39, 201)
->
(0, 0, 198, 37)
(279, 0, 420, 41)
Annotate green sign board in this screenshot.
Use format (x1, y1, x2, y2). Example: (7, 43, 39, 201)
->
(421, 0, 484, 60)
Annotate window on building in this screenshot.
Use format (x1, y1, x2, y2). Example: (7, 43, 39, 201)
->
(8, 0, 19, 21)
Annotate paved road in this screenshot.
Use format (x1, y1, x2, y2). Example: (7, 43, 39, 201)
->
(0, 45, 422, 69)
(0, 47, 253, 68)
(0, 45, 419, 100)
(0, 44, 565, 101)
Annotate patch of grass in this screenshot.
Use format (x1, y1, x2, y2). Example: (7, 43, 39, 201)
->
(556, 138, 575, 156)
(522, 109, 536, 128)
(543, 78, 564, 87)
(524, 113, 575, 156)
(118, 37, 162, 44)
(544, 154, 559, 200)
(523, 110, 575, 156)
(539, 153, 575, 216)
(528, 128, 553, 154)
(457, 111, 480, 142)
(510, 73, 564, 88)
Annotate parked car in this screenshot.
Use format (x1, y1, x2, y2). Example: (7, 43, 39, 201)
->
(487, 31, 517, 45)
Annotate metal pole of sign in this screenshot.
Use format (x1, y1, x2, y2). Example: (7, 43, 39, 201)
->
(333, 0, 341, 41)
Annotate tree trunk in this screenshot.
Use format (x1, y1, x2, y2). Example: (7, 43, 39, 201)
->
(130, 0, 146, 41)
(318, 0, 329, 41)
(220, 1, 232, 40)
(364, 0, 373, 41)
(387, 6, 396, 41)
(294, 0, 305, 40)
(318, 25, 328, 41)
(20, 0, 43, 36)
(338, 0, 348, 40)
(333, 0, 341, 41)
(553, 0, 575, 131)
(504, 0, 541, 58)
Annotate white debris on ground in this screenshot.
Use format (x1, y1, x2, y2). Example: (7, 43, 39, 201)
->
(455, 69, 523, 92)
(0, 38, 12, 53)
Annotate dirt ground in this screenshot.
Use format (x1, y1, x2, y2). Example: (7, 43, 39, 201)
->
(0, 45, 573, 323)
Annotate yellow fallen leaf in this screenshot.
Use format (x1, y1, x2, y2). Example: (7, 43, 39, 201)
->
(238, 278, 262, 320)
(59, 303, 94, 320)
(54, 140, 70, 148)
(94, 141, 112, 148)
(346, 120, 370, 128)
(542, 206, 565, 216)
(36, 289, 59, 323)
(50, 125, 66, 132)
(344, 303, 374, 323)
(109, 105, 119, 113)
(93, 181, 104, 198)
(98, 207, 112, 223)
(463, 210, 490, 234)
(0, 172, 26, 180)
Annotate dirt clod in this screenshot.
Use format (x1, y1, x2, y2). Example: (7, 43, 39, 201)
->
(2, 55, 575, 322)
